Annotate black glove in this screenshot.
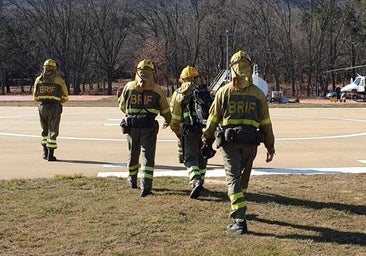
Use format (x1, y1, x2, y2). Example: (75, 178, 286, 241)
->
(120, 119, 130, 134)
(201, 137, 216, 159)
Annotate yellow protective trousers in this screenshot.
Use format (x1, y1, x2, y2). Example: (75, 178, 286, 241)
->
(182, 128, 207, 186)
(220, 143, 258, 222)
(38, 102, 62, 149)
(126, 126, 158, 191)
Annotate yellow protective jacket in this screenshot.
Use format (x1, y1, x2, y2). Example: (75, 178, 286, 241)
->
(119, 80, 171, 123)
(169, 81, 196, 138)
(203, 81, 275, 154)
(33, 75, 69, 103)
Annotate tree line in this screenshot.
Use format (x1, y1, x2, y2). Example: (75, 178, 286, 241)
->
(1, 0, 366, 97)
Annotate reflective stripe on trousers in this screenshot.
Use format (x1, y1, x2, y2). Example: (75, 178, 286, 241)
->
(38, 103, 62, 149)
(183, 129, 207, 184)
(220, 143, 257, 222)
(126, 126, 157, 190)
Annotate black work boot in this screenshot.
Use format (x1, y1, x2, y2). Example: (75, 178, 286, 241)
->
(140, 178, 153, 197)
(127, 176, 138, 189)
(42, 146, 48, 160)
(190, 179, 203, 199)
(140, 189, 152, 197)
(48, 149, 57, 161)
(227, 220, 248, 235)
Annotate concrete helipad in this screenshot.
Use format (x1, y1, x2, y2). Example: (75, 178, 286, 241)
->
(1, 106, 366, 180)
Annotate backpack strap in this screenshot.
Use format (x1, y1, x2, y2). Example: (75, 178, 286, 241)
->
(188, 94, 196, 126)
(180, 94, 191, 111)
(177, 89, 196, 126)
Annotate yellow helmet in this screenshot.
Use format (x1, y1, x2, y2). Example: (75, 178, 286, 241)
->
(43, 59, 57, 68)
(137, 59, 154, 70)
(180, 66, 199, 79)
(230, 51, 252, 66)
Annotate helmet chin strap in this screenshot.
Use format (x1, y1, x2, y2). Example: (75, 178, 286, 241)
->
(136, 70, 144, 81)
(232, 68, 239, 78)
(136, 70, 155, 88)
(136, 71, 145, 87)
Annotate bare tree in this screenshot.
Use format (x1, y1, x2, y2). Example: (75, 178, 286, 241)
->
(2, 0, 366, 98)
(323, 0, 347, 93)
(8, 0, 81, 93)
(87, 0, 134, 95)
(298, 0, 349, 96)
(133, 0, 223, 83)
(65, 2, 95, 94)
(270, 0, 297, 95)
(235, 1, 284, 91)
(343, 1, 366, 79)
(1, 2, 40, 94)
(0, 0, 7, 94)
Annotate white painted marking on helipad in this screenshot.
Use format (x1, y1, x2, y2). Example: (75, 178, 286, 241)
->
(2, 130, 366, 142)
(0, 132, 39, 138)
(0, 132, 178, 142)
(0, 114, 37, 119)
(358, 160, 366, 164)
(103, 163, 127, 168)
(277, 132, 366, 141)
(102, 163, 127, 168)
(104, 123, 119, 126)
(2, 110, 366, 142)
(105, 119, 120, 126)
(97, 167, 366, 178)
(273, 113, 366, 123)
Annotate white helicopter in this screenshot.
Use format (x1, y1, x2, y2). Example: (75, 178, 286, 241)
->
(324, 64, 366, 101)
(340, 73, 366, 94)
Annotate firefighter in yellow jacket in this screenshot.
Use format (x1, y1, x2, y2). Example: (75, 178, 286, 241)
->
(170, 66, 207, 199)
(202, 51, 275, 234)
(33, 59, 69, 161)
(119, 59, 171, 197)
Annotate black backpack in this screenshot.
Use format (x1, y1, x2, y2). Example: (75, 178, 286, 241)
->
(188, 84, 213, 126)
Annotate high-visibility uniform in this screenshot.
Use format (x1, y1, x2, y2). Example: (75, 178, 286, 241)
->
(203, 81, 275, 223)
(33, 75, 69, 150)
(170, 81, 207, 187)
(119, 80, 171, 192)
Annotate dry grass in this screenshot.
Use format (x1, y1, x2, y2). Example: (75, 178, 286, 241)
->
(0, 174, 365, 256)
